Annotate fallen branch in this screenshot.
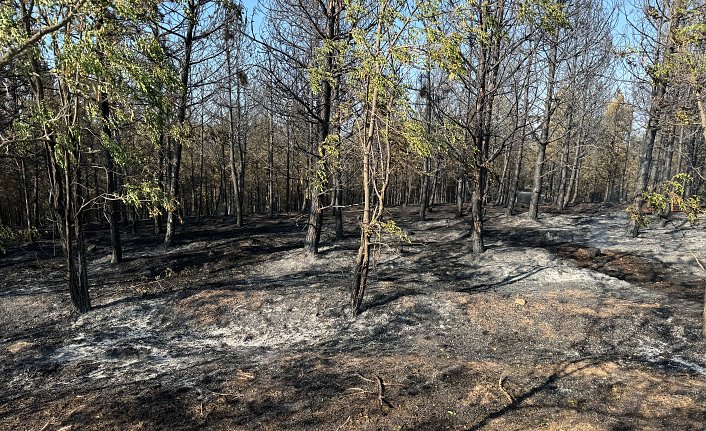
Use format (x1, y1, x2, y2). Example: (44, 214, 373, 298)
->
(376, 375, 393, 409)
(356, 372, 374, 383)
(499, 375, 514, 403)
(335, 415, 351, 431)
(206, 389, 242, 398)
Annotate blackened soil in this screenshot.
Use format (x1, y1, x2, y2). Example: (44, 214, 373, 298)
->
(1, 205, 706, 431)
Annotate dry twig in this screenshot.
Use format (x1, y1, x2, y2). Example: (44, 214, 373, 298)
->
(499, 375, 514, 403)
(376, 375, 394, 409)
(335, 415, 351, 430)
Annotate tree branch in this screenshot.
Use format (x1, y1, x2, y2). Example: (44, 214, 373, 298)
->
(0, 3, 85, 70)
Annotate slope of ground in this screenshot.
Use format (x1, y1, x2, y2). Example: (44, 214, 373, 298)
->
(1, 205, 705, 430)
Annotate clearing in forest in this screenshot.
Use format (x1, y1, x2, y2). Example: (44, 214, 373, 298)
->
(1, 204, 706, 430)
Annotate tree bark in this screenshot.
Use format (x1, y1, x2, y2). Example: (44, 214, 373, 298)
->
(528, 33, 558, 221)
(22, 1, 90, 312)
(506, 50, 532, 216)
(19, 158, 32, 228)
(225, 26, 243, 226)
(628, 5, 681, 236)
(628, 82, 666, 236)
(304, 0, 337, 256)
(556, 104, 572, 211)
(456, 162, 465, 217)
(267, 74, 275, 219)
(351, 13, 385, 317)
(100, 93, 122, 263)
(165, 0, 196, 246)
(419, 67, 433, 221)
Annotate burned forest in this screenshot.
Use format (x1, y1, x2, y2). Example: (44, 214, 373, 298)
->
(2, 0, 706, 429)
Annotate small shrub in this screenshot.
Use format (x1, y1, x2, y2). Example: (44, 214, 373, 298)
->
(0, 225, 39, 256)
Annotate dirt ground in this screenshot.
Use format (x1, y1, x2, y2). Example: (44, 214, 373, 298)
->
(1, 204, 706, 430)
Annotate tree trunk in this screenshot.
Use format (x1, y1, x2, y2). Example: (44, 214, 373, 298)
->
(303, 0, 337, 256)
(225, 28, 243, 227)
(419, 157, 431, 220)
(351, 15, 385, 317)
(100, 93, 122, 263)
(628, 6, 681, 236)
(496, 141, 512, 206)
(456, 162, 465, 217)
(506, 138, 524, 216)
(267, 75, 275, 219)
(564, 132, 583, 208)
(333, 169, 344, 239)
(286, 120, 292, 212)
(19, 158, 32, 228)
(529, 142, 547, 219)
(72, 156, 90, 312)
(556, 104, 572, 211)
(506, 51, 532, 217)
(628, 84, 665, 236)
(419, 65, 435, 220)
(470, 166, 484, 253)
(165, 1, 196, 246)
(528, 33, 558, 221)
(237, 76, 246, 225)
(33, 159, 40, 227)
(618, 125, 633, 202)
(696, 90, 706, 337)
(696, 90, 706, 144)
(23, 1, 90, 312)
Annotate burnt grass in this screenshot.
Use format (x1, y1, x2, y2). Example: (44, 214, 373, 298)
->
(2, 204, 706, 430)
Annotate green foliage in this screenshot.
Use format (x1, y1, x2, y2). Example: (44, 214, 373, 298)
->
(0, 226, 39, 256)
(308, 134, 342, 194)
(363, 218, 411, 248)
(321, 134, 341, 169)
(627, 173, 706, 227)
(376, 219, 411, 244)
(625, 202, 650, 227)
(122, 180, 175, 217)
(402, 120, 431, 158)
(425, 27, 465, 80)
(309, 39, 348, 95)
(518, 0, 570, 34)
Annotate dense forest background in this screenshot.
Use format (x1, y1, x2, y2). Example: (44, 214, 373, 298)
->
(1, 0, 705, 314)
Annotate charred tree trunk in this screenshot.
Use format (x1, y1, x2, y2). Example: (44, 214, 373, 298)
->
(419, 157, 431, 220)
(165, 1, 196, 246)
(506, 138, 524, 216)
(564, 131, 583, 208)
(528, 34, 558, 221)
(100, 93, 122, 263)
(285, 119, 292, 213)
(496, 141, 512, 206)
(23, 1, 90, 312)
(506, 53, 532, 217)
(628, 82, 666, 236)
(556, 104, 572, 211)
(470, 159, 484, 253)
(19, 158, 32, 228)
(225, 27, 243, 227)
(333, 169, 344, 239)
(267, 75, 275, 219)
(628, 7, 680, 236)
(304, 0, 337, 256)
(419, 67, 433, 221)
(456, 162, 465, 217)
